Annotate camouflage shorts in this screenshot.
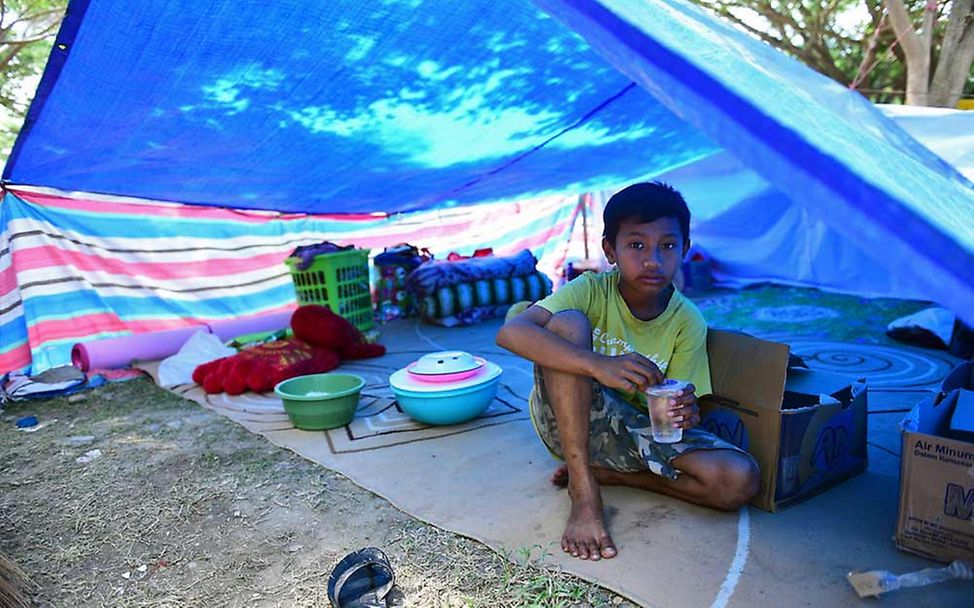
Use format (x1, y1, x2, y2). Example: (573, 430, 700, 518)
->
(529, 366, 749, 481)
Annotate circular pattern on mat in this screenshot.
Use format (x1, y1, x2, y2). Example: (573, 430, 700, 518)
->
(752, 305, 840, 323)
(207, 392, 287, 415)
(787, 340, 958, 388)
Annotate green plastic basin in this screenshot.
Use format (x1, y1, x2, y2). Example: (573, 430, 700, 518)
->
(274, 373, 364, 430)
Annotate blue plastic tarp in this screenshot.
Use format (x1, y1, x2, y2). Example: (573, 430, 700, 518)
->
(3, 0, 717, 212)
(673, 106, 974, 301)
(3, 0, 973, 323)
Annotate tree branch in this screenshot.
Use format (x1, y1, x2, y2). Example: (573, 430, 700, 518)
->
(0, 29, 57, 47)
(1, 6, 61, 47)
(851, 14, 887, 89)
(711, 6, 803, 54)
(759, 0, 804, 33)
(0, 39, 27, 73)
(804, 43, 846, 81)
(863, 0, 884, 24)
(885, 0, 922, 56)
(6, 8, 64, 33)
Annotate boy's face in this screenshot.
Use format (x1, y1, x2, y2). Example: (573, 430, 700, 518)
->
(603, 216, 688, 298)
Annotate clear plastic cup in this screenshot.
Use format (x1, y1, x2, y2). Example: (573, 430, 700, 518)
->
(645, 379, 690, 443)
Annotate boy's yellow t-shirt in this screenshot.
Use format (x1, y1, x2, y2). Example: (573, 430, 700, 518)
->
(535, 269, 712, 409)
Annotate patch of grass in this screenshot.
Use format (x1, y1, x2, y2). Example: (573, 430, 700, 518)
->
(496, 545, 615, 608)
(1, 375, 637, 607)
(386, 521, 631, 607)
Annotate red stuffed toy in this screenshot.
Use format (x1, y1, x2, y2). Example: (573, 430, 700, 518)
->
(193, 305, 385, 394)
(291, 305, 386, 359)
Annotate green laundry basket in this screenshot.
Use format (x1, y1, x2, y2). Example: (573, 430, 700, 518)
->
(285, 248, 374, 333)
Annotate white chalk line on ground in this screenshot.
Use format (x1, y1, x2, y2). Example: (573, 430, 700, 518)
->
(711, 507, 750, 608)
(413, 320, 445, 351)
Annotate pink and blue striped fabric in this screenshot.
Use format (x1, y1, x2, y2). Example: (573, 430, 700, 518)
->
(1, 187, 582, 374)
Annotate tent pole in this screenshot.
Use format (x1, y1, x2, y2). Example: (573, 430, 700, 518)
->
(580, 193, 590, 260)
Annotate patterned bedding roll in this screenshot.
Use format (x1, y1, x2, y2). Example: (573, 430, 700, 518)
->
(405, 249, 539, 297)
(419, 271, 552, 326)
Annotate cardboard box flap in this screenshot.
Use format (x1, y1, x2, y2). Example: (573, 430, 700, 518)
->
(899, 404, 920, 433)
(707, 329, 789, 412)
(785, 368, 862, 400)
(918, 389, 958, 435)
(942, 361, 973, 392)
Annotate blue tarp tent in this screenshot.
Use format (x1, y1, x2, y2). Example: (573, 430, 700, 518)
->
(2, 0, 973, 373)
(651, 104, 974, 301)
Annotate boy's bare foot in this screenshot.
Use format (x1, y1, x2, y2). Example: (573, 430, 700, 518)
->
(551, 464, 570, 487)
(552, 464, 617, 488)
(562, 474, 617, 560)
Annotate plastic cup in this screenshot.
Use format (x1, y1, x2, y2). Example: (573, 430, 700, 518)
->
(645, 379, 690, 443)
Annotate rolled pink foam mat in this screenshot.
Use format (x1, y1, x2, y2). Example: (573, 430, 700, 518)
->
(70, 324, 210, 371)
(70, 310, 297, 371)
(207, 310, 293, 341)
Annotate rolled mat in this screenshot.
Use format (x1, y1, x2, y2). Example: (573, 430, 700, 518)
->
(71, 325, 210, 371)
(207, 311, 293, 341)
(71, 310, 295, 371)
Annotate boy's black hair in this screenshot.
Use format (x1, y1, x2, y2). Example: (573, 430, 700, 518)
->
(602, 181, 690, 245)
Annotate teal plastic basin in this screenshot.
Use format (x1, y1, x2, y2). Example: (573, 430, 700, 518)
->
(393, 377, 499, 425)
(274, 373, 364, 430)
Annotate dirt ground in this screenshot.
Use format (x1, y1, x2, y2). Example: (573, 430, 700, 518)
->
(0, 376, 633, 607)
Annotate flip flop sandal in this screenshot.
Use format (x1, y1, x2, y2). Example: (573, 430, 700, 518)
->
(327, 547, 404, 608)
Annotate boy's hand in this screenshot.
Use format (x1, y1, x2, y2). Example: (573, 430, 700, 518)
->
(667, 383, 700, 430)
(593, 352, 664, 393)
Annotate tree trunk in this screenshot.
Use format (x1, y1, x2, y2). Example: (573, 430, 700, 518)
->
(850, 13, 886, 91)
(929, 0, 974, 107)
(885, 0, 932, 106)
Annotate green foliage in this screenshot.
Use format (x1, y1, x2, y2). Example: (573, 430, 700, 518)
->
(0, 0, 67, 158)
(689, 0, 972, 105)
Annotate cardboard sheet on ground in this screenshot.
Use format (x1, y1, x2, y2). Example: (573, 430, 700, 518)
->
(142, 319, 969, 607)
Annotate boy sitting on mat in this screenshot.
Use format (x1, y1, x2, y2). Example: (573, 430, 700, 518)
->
(497, 182, 758, 561)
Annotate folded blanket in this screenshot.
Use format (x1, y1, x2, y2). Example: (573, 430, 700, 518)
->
(405, 249, 539, 296)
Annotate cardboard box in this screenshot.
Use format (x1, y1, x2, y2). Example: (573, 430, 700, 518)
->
(895, 361, 974, 563)
(698, 330, 868, 512)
